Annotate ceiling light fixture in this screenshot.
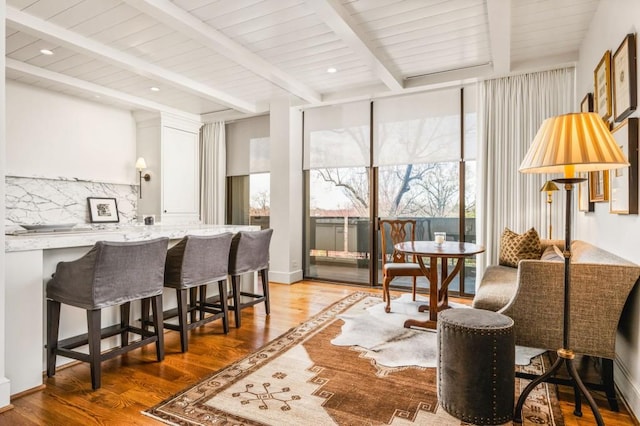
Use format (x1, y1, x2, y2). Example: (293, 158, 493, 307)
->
(150, 87, 160, 92)
(40, 49, 54, 55)
(327, 67, 337, 73)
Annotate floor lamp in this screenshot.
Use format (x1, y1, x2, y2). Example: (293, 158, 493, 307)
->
(516, 112, 629, 425)
(540, 180, 559, 239)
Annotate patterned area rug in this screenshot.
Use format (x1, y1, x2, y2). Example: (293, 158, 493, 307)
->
(144, 292, 563, 425)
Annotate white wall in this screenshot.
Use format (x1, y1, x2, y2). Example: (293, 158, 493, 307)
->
(6, 81, 137, 184)
(269, 99, 303, 284)
(575, 0, 640, 416)
(0, 1, 11, 410)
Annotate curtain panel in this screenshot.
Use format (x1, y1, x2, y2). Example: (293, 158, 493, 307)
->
(200, 122, 226, 224)
(477, 68, 575, 278)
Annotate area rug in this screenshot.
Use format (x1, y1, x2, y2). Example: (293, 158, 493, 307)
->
(144, 292, 563, 425)
(331, 293, 546, 368)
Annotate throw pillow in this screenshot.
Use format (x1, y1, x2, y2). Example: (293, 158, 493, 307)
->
(499, 227, 541, 267)
(540, 245, 564, 262)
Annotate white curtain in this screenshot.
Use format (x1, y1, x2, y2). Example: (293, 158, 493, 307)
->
(477, 68, 575, 277)
(200, 122, 226, 224)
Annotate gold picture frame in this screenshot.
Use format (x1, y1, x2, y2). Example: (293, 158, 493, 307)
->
(578, 171, 594, 212)
(594, 50, 612, 122)
(589, 170, 609, 203)
(612, 33, 637, 122)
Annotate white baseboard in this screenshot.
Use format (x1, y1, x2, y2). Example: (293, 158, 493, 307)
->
(0, 377, 11, 409)
(615, 355, 640, 421)
(269, 269, 303, 284)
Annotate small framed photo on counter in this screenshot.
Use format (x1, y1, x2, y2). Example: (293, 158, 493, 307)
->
(87, 197, 120, 223)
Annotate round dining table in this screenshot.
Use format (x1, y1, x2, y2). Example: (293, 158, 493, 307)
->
(393, 240, 485, 330)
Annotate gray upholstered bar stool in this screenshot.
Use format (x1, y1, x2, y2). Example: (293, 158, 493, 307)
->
(437, 308, 515, 425)
(227, 228, 273, 328)
(159, 233, 233, 352)
(46, 237, 169, 390)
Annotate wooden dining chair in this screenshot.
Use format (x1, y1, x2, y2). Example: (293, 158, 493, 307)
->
(379, 219, 424, 313)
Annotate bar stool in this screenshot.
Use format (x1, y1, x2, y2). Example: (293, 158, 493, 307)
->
(46, 237, 168, 390)
(228, 229, 273, 328)
(160, 233, 233, 352)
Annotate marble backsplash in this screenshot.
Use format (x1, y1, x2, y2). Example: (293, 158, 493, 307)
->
(5, 176, 138, 226)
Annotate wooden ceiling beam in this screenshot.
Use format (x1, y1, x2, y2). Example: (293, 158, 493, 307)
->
(486, 0, 511, 75)
(305, 0, 404, 91)
(124, 0, 322, 104)
(6, 58, 202, 121)
(6, 6, 257, 113)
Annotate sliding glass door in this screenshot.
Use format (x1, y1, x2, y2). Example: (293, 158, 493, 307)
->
(302, 87, 478, 295)
(374, 88, 463, 293)
(305, 167, 370, 283)
(303, 102, 371, 284)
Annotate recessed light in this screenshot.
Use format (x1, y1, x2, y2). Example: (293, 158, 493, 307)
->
(150, 87, 160, 92)
(40, 49, 54, 55)
(327, 67, 337, 73)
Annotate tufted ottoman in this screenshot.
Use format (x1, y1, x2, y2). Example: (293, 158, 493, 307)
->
(437, 308, 515, 425)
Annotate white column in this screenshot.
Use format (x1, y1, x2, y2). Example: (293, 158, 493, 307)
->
(0, 1, 12, 409)
(268, 99, 303, 284)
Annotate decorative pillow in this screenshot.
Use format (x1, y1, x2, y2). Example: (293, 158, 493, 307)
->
(540, 245, 564, 262)
(499, 227, 541, 267)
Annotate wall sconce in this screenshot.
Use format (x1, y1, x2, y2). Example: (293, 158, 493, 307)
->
(540, 180, 559, 239)
(135, 157, 151, 199)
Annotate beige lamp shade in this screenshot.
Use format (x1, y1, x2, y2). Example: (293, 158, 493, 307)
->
(135, 157, 147, 171)
(519, 112, 629, 176)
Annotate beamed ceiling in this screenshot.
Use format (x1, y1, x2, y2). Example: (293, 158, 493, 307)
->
(5, 0, 599, 121)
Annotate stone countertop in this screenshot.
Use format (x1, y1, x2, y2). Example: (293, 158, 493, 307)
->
(5, 224, 260, 252)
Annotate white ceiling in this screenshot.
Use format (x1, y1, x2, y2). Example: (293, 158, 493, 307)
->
(5, 0, 600, 121)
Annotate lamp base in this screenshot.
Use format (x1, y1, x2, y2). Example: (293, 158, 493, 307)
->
(514, 349, 604, 425)
(516, 179, 603, 425)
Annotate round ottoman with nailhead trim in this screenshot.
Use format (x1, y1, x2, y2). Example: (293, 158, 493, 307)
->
(437, 308, 515, 425)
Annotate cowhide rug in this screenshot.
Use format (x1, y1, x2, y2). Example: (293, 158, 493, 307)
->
(331, 294, 545, 369)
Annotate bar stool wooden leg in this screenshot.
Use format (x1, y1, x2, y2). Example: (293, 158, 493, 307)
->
(261, 269, 270, 315)
(218, 279, 229, 334)
(151, 295, 164, 361)
(46, 299, 61, 378)
(198, 285, 207, 321)
(176, 289, 189, 353)
(189, 287, 198, 323)
(140, 299, 150, 332)
(232, 276, 241, 328)
(120, 302, 130, 347)
(87, 309, 102, 390)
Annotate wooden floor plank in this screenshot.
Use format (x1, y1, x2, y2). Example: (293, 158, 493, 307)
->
(1, 282, 636, 425)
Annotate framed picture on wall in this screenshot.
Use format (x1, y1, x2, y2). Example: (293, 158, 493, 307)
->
(580, 93, 594, 112)
(589, 170, 610, 203)
(609, 118, 639, 214)
(578, 172, 595, 212)
(594, 50, 612, 121)
(612, 33, 637, 122)
(87, 197, 120, 223)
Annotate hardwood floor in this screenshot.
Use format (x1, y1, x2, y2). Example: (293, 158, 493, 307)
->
(0, 281, 636, 425)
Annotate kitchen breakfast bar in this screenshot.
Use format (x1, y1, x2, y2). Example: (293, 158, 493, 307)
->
(4, 224, 257, 396)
